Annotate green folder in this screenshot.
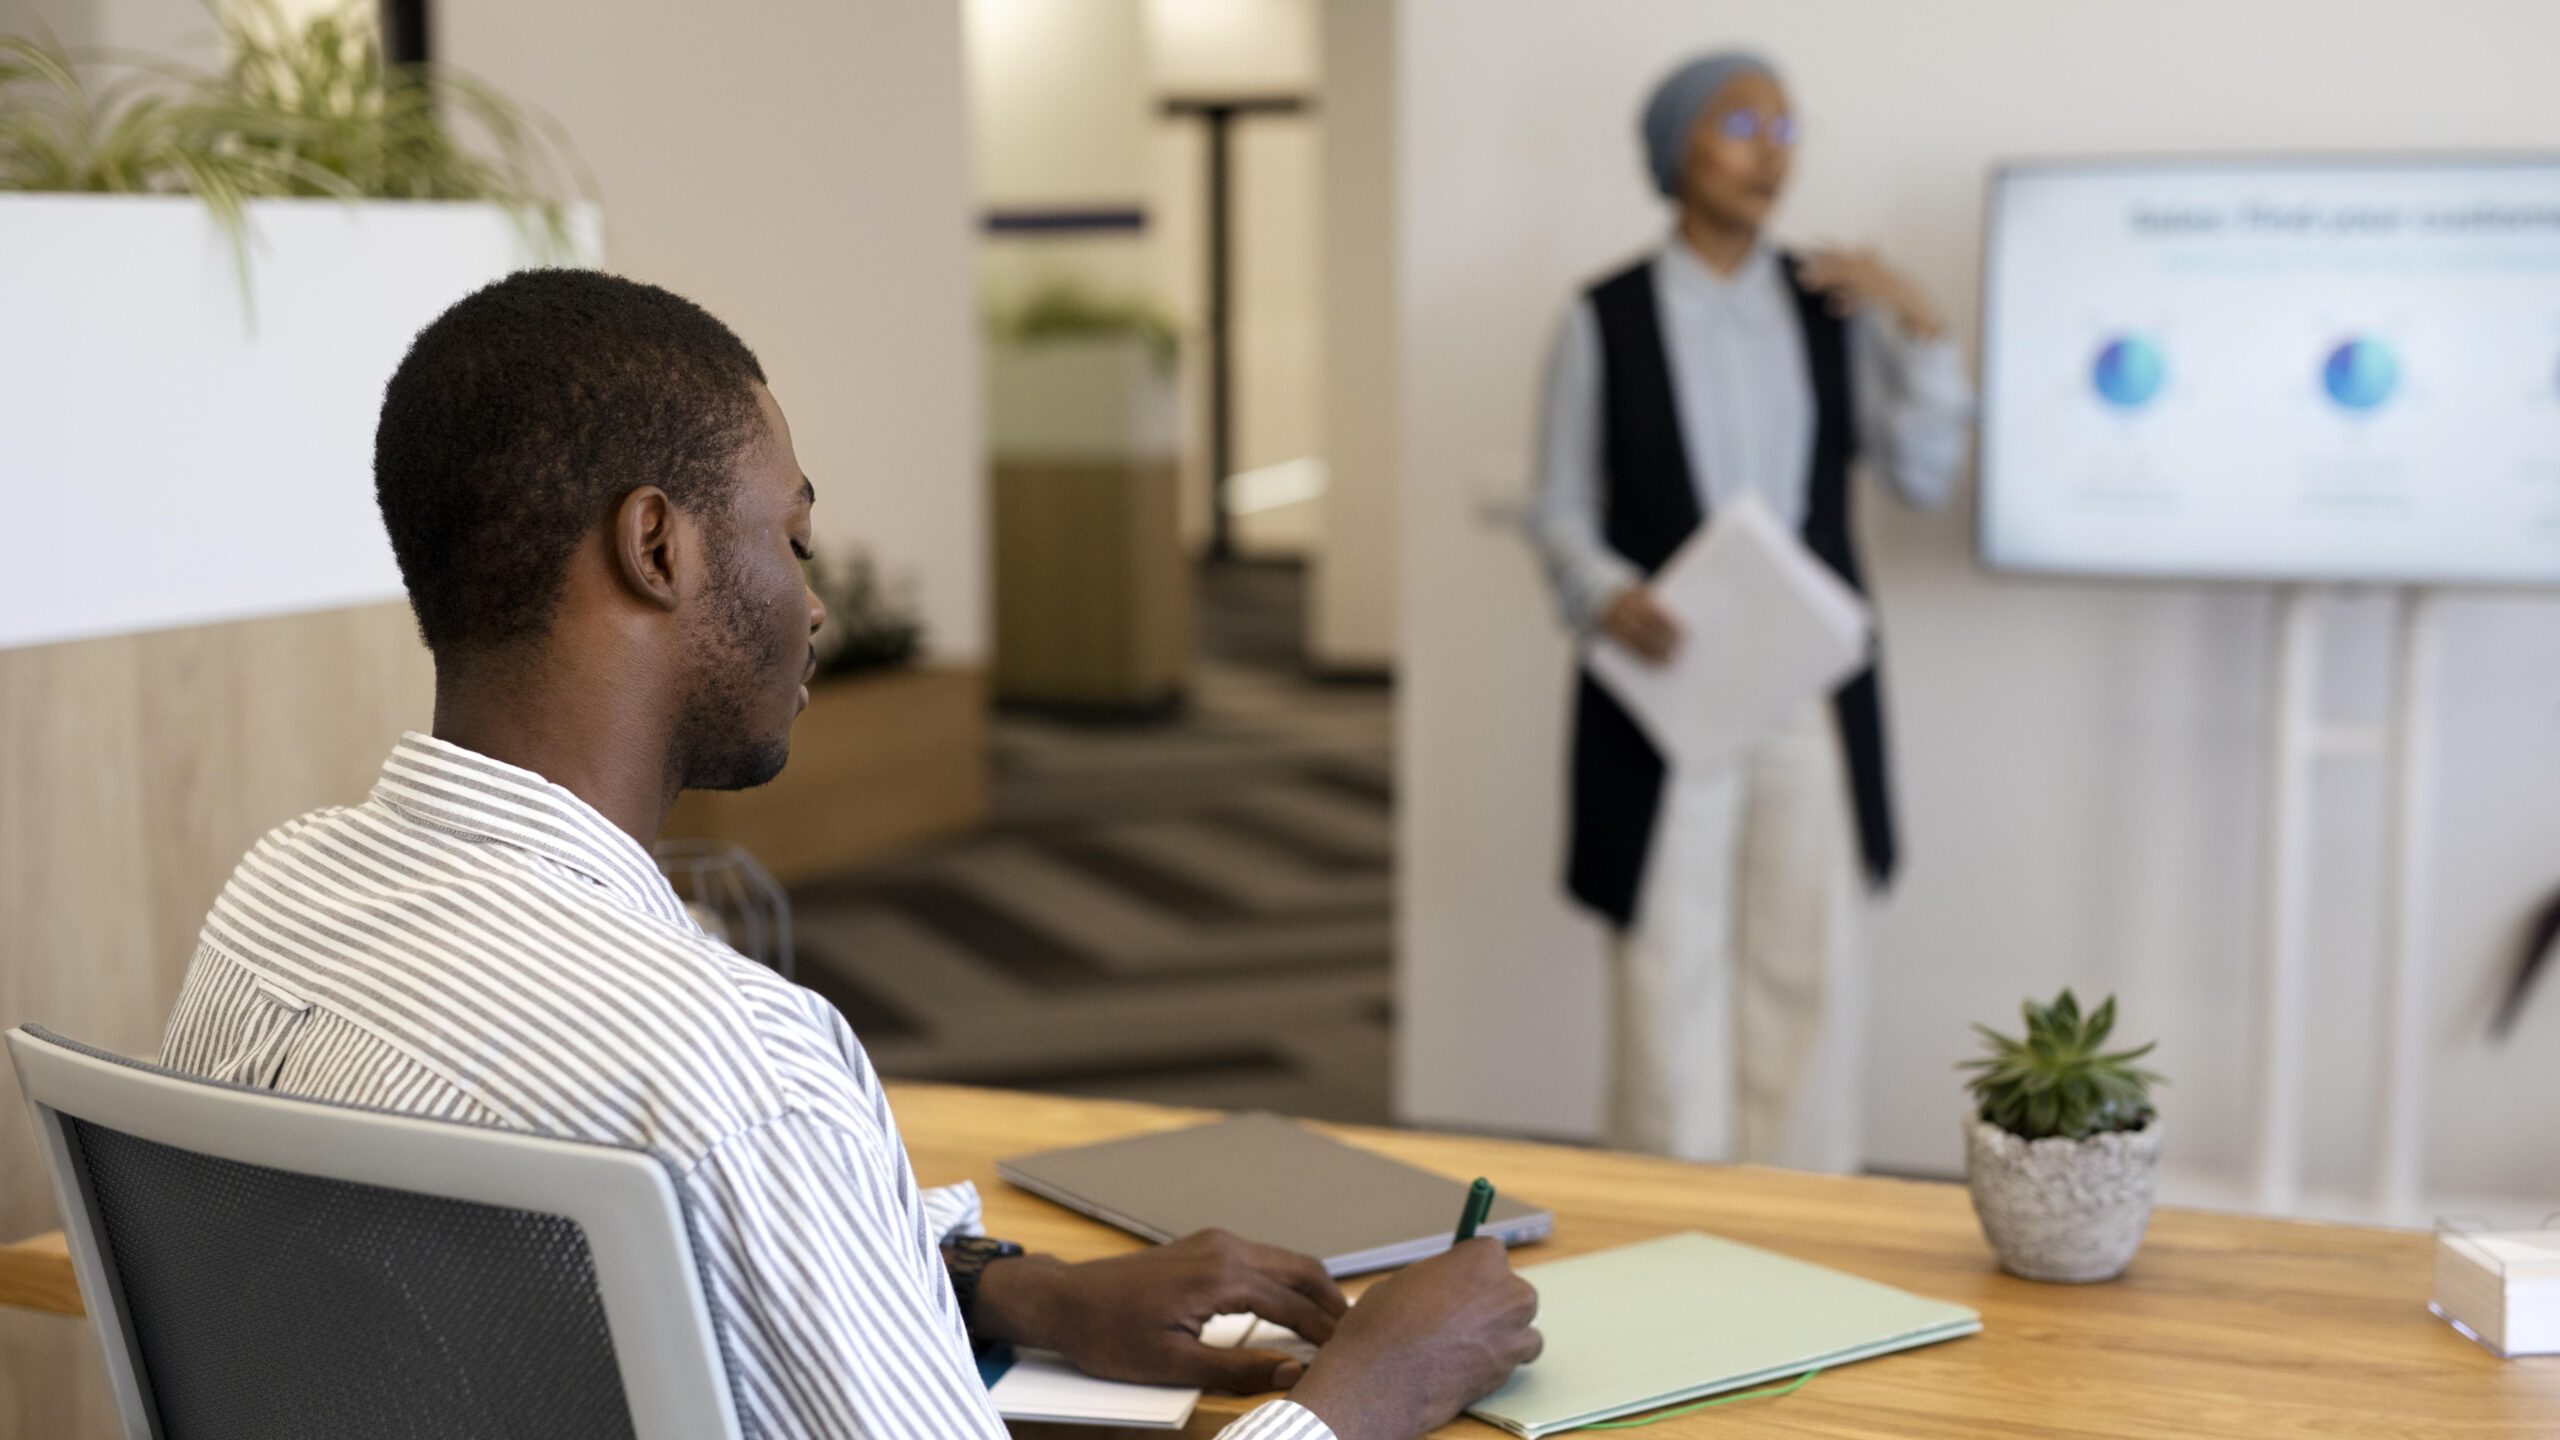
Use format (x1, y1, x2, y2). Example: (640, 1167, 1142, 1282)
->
(1466, 1231, 1981, 1437)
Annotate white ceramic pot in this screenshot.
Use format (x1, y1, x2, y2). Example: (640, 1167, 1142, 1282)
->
(1963, 1116, 2161, 1283)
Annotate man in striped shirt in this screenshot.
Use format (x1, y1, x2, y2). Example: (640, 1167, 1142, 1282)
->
(160, 269, 1539, 1440)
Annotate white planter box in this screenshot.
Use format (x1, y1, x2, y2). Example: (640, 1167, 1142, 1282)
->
(985, 334, 1177, 463)
(0, 194, 602, 652)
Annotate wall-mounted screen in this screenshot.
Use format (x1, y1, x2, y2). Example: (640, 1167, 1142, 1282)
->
(1978, 157, 2560, 584)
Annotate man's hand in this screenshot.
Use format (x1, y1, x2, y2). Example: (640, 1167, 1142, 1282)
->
(1797, 246, 1946, 341)
(1603, 585, 1683, 665)
(1289, 1238, 1543, 1440)
(967, 1229, 1347, 1393)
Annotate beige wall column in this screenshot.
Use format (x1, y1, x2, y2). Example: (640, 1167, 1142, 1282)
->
(1311, 0, 1399, 671)
(439, 0, 987, 664)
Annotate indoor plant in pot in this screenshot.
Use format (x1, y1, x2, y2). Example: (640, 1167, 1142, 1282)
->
(1960, 989, 2165, 1283)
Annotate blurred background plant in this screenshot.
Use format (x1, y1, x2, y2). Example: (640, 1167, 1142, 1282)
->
(0, 0, 585, 257)
(806, 544, 925, 680)
(989, 277, 1183, 371)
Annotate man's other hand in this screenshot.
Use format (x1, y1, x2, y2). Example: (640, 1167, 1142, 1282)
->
(970, 1228, 1347, 1392)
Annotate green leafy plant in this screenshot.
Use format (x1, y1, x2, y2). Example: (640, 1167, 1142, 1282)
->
(805, 545, 924, 680)
(990, 278, 1182, 370)
(0, 2, 585, 266)
(193, 1, 583, 218)
(0, 32, 258, 212)
(1961, 989, 2163, 1142)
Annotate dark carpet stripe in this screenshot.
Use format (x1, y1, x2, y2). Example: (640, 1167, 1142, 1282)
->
(861, 880, 1104, 986)
(1192, 806, 1380, 875)
(1294, 762, 1395, 809)
(805, 885, 1393, 993)
(1046, 833, 1390, 924)
(1038, 834, 1250, 922)
(794, 945, 926, 1041)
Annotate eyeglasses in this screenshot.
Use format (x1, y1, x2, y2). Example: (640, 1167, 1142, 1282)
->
(1716, 109, 1800, 148)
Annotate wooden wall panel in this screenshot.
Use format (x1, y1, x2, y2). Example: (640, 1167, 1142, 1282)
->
(993, 457, 1191, 708)
(0, 600, 433, 1439)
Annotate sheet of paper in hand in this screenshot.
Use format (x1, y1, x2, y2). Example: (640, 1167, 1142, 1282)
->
(1584, 493, 1873, 778)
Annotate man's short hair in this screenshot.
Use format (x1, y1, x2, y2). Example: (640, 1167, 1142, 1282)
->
(375, 268, 769, 657)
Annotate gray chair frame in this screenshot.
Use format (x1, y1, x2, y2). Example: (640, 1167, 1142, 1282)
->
(6, 1024, 744, 1440)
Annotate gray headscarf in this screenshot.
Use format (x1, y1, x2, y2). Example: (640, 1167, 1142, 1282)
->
(1639, 50, 1781, 199)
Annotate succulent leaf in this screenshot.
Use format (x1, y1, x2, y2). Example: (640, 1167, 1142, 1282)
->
(1960, 989, 2162, 1141)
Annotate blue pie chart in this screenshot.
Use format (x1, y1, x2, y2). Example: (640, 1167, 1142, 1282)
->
(2092, 335, 2166, 409)
(2323, 337, 2398, 411)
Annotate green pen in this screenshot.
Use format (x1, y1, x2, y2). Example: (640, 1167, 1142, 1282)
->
(1454, 1176, 1495, 1242)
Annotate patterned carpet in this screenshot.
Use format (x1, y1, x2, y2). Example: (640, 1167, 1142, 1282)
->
(788, 563, 1396, 1125)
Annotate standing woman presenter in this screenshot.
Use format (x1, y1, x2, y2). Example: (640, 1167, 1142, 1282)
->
(1523, 52, 1973, 1169)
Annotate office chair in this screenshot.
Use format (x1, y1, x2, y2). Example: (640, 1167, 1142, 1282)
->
(5, 1024, 744, 1440)
(653, 837, 796, 980)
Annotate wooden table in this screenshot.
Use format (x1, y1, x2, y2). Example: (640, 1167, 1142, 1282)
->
(8, 1084, 2557, 1436)
(0, 1230, 77, 1316)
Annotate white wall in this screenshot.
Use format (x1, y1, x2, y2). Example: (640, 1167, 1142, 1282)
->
(1394, 0, 2560, 1220)
(0, 0, 216, 62)
(970, 0, 1150, 209)
(1150, 0, 1315, 92)
(968, 0, 1155, 312)
(440, 0, 986, 663)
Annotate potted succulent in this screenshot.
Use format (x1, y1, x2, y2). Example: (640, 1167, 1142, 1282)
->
(1960, 989, 2165, 1283)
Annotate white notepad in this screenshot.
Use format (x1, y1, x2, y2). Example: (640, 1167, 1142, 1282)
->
(1585, 493, 1873, 777)
(984, 1313, 1313, 1428)
(988, 1350, 1200, 1428)
(2433, 1228, 2560, 1357)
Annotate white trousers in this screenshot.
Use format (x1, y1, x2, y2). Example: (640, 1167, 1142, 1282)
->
(1605, 704, 1865, 1172)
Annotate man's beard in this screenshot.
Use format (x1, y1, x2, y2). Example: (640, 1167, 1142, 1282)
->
(671, 547, 796, 793)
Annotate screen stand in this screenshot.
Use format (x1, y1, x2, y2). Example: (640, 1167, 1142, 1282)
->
(2374, 587, 2440, 1224)
(2251, 585, 2438, 1222)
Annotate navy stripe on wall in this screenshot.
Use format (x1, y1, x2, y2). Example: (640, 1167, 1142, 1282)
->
(981, 207, 1148, 235)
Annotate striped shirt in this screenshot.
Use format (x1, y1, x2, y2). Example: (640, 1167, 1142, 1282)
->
(160, 732, 1329, 1440)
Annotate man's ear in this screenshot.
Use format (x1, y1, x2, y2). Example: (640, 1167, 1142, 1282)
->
(610, 486, 688, 613)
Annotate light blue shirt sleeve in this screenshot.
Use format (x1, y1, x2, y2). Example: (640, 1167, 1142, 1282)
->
(1850, 310, 1975, 510)
(1522, 299, 1644, 634)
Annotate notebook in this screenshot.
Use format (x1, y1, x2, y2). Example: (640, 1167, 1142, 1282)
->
(997, 1112, 1553, 1275)
(1466, 1231, 1982, 1438)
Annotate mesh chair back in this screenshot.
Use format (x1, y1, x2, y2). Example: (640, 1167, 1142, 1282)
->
(7, 1025, 742, 1440)
(70, 1120, 636, 1440)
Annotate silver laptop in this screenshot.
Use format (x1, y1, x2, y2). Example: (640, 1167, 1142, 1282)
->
(997, 1112, 1553, 1276)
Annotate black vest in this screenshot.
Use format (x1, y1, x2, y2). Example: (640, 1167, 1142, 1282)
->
(1566, 254, 1899, 928)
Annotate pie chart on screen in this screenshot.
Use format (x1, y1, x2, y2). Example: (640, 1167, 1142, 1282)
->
(2322, 337, 2398, 411)
(2091, 335, 2165, 409)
